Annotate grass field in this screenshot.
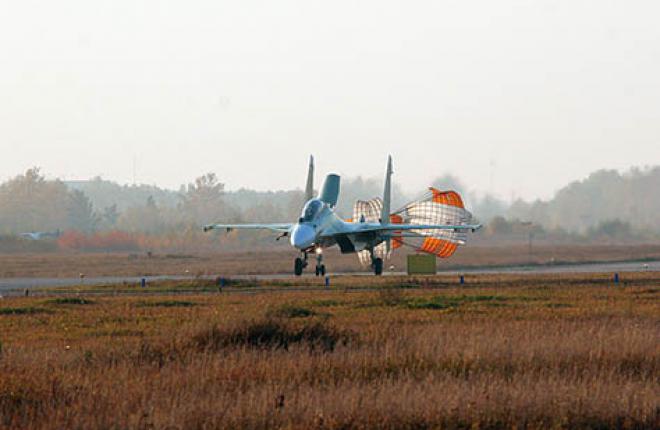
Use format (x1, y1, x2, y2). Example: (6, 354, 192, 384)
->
(0, 273, 658, 429)
(0, 243, 659, 278)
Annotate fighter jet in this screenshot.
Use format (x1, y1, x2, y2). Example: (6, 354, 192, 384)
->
(19, 230, 62, 240)
(204, 156, 481, 276)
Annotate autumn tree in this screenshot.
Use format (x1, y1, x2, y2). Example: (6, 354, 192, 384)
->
(117, 196, 164, 234)
(180, 173, 236, 226)
(67, 189, 98, 232)
(100, 204, 120, 229)
(0, 168, 69, 234)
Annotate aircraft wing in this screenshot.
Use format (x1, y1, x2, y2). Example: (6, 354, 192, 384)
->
(203, 223, 293, 233)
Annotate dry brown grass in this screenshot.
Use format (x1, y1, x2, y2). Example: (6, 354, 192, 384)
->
(0, 274, 658, 429)
(0, 243, 659, 278)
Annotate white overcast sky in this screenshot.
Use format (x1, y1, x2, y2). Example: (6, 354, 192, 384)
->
(1, 1, 658, 201)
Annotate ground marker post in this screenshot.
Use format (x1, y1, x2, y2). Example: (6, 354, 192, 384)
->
(325, 276, 330, 289)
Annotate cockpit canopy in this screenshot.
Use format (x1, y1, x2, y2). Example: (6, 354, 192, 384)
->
(300, 199, 323, 222)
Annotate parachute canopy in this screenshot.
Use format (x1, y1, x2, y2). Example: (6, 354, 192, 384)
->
(353, 187, 474, 266)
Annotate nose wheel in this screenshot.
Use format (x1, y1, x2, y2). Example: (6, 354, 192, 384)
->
(315, 248, 326, 277)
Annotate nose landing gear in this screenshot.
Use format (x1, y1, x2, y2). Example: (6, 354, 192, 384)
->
(294, 249, 326, 276)
(315, 249, 326, 277)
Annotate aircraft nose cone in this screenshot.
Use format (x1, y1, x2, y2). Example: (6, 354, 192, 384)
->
(290, 224, 316, 249)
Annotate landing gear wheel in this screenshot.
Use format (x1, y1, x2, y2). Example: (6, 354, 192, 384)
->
(314, 248, 325, 277)
(294, 258, 304, 276)
(315, 265, 327, 276)
(373, 258, 383, 276)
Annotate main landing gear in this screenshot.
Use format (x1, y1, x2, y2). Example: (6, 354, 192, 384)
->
(293, 249, 327, 276)
(372, 257, 383, 276)
(369, 250, 383, 276)
(294, 252, 308, 276)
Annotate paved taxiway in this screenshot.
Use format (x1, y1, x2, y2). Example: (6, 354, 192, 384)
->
(0, 260, 657, 294)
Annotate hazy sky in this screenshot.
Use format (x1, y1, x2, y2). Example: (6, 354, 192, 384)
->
(1, 1, 658, 201)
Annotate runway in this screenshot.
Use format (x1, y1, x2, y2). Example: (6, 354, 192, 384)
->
(0, 260, 657, 294)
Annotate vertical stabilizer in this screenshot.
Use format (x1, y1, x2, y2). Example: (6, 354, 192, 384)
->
(319, 174, 341, 207)
(381, 155, 393, 254)
(305, 155, 314, 201)
(380, 155, 393, 224)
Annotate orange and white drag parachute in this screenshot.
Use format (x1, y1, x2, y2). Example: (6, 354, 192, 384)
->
(353, 187, 474, 266)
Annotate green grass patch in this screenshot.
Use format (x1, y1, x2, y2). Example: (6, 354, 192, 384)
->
(405, 295, 509, 310)
(188, 318, 353, 353)
(398, 283, 427, 289)
(47, 297, 95, 305)
(362, 291, 512, 310)
(482, 302, 511, 308)
(135, 300, 197, 308)
(88, 329, 145, 338)
(511, 294, 550, 302)
(544, 303, 573, 309)
(268, 304, 317, 318)
(0, 307, 49, 315)
(308, 299, 344, 307)
(405, 298, 453, 310)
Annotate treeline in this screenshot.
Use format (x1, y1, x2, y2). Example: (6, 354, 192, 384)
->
(0, 166, 658, 252)
(66, 174, 493, 231)
(0, 168, 243, 235)
(0, 169, 282, 252)
(0, 169, 97, 234)
(507, 167, 660, 233)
